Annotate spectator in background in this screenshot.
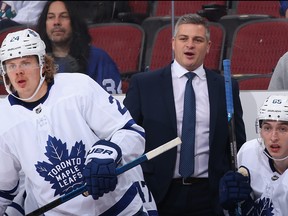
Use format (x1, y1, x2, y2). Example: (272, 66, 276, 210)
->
(0, 1, 47, 30)
(268, 51, 288, 90)
(36, 0, 122, 94)
(124, 13, 246, 216)
(280, 0, 288, 17)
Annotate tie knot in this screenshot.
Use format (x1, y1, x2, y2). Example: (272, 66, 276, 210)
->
(185, 72, 196, 80)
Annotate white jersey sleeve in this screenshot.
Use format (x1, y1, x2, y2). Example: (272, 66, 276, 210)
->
(0, 103, 29, 215)
(3, 171, 25, 216)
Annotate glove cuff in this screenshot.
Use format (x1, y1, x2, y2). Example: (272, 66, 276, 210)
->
(86, 140, 122, 164)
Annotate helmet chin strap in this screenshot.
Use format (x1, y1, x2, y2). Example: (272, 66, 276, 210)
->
(3, 65, 46, 102)
(263, 150, 288, 161)
(260, 138, 288, 161)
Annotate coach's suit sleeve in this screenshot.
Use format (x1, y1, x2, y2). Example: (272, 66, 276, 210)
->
(123, 73, 143, 125)
(232, 78, 246, 150)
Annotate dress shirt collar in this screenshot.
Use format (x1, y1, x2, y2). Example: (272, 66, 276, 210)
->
(172, 60, 206, 80)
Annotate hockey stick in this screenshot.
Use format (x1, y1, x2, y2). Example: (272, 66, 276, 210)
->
(223, 59, 241, 216)
(223, 59, 238, 171)
(26, 137, 182, 216)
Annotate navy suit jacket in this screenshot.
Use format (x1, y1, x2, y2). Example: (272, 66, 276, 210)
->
(124, 65, 246, 214)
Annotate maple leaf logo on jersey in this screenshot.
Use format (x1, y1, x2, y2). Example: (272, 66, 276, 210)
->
(35, 136, 86, 196)
(255, 197, 274, 216)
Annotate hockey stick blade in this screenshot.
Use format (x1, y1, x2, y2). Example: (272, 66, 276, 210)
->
(26, 137, 181, 216)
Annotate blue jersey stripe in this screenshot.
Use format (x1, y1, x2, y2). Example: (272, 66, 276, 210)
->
(7, 201, 25, 215)
(123, 119, 145, 138)
(100, 184, 138, 216)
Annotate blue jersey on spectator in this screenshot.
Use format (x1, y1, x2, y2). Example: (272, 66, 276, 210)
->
(54, 46, 122, 94)
(280, 0, 288, 16)
(87, 46, 122, 94)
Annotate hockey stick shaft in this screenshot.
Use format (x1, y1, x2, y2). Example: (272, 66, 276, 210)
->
(223, 59, 238, 171)
(26, 137, 182, 216)
(223, 59, 240, 216)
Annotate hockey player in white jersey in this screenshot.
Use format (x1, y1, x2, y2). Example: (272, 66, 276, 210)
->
(0, 28, 158, 215)
(219, 95, 288, 215)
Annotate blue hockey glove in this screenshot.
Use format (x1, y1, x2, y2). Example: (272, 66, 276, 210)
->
(83, 140, 122, 200)
(219, 170, 252, 210)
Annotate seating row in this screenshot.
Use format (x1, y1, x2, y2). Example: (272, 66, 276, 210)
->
(1, 16, 288, 92)
(78, 1, 281, 25)
(91, 17, 288, 90)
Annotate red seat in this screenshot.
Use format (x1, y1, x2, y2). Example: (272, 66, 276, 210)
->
(229, 19, 288, 76)
(128, 1, 149, 15)
(88, 23, 145, 93)
(117, 1, 151, 24)
(237, 75, 271, 90)
(88, 23, 145, 74)
(148, 24, 173, 71)
(153, 1, 227, 16)
(236, 1, 281, 18)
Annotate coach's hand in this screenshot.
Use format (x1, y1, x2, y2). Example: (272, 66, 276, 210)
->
(83, 140, 122, 200)
(219, 170, 252, 210)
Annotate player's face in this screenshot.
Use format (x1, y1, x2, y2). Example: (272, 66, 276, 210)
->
(172, 23, 211, 72)
(46, 1, 72, 47)
(4, 56, 45, 100)
(260, 121, 288, 160)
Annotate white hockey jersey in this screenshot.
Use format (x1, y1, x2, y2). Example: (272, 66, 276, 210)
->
(0, 73, 157, 215)
(238, 138, 288, 216)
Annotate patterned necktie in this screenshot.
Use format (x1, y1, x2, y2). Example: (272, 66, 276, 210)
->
(179, 72, 196, 178)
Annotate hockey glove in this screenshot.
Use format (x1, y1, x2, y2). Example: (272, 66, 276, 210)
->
(219, 170, 252, 210)
(83, 140, 122, 200)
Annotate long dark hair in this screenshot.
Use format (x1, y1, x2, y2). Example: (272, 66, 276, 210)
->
(36, 0, 91, 73)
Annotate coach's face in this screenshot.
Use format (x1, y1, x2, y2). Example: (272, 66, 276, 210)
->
(46, 1, 72, 46)
(172, 23, 211, 72)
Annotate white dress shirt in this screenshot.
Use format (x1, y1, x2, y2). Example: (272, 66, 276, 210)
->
(172, 60, 210, 178)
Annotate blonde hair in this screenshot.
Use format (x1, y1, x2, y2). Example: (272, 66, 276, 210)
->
(43, 54, 57, 83)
